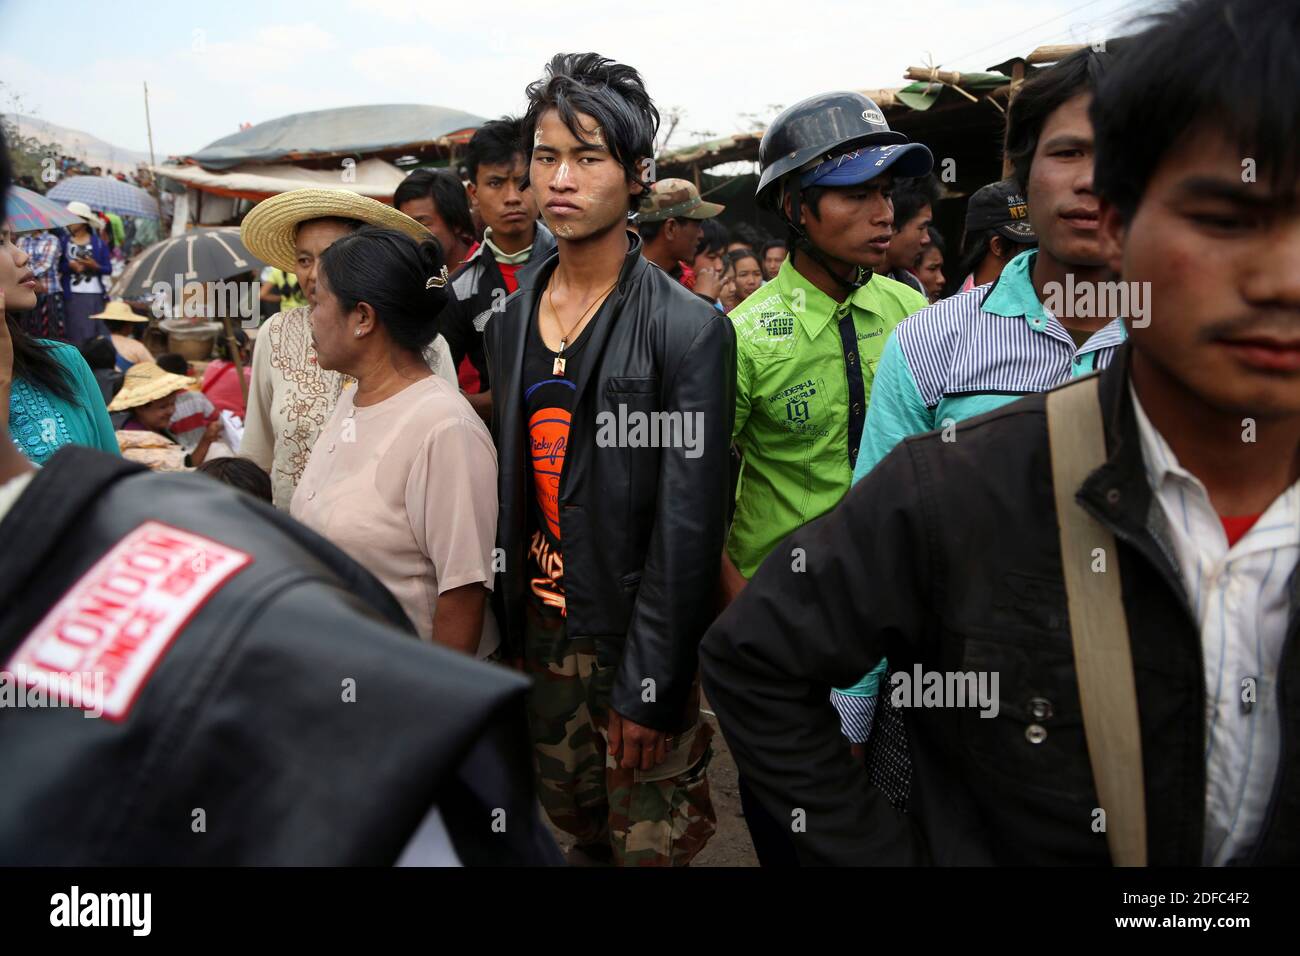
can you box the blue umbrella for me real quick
[47,175,160,219]
[4,185,87,233]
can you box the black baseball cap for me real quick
[964,179,1036,242]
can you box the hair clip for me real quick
[425,265,450,289]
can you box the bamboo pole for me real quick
[903,67,980,103]
[858,88,900,109]
[904,65,969,87]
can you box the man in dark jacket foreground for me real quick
[0,444,562,866]
[701,0,1300,866]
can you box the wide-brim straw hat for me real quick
[92,300,149,323]
[240,188,432,274]
[107,361,197,412]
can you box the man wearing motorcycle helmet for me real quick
[722,92,933,598]
[718,91,931,864]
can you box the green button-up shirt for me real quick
[728,258,928,577]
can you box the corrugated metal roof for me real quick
[187,104,486,170]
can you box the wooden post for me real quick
[143,82,157,169]
[142,82,164,224]
[220,314,250,407]
[1001,61,1026,179]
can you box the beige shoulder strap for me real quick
[1046,376,1148,867]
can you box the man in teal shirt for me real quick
[837,46,1126,738]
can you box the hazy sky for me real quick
[0,0,1147,159]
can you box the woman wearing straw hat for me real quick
[239,188,458,510]
[58,201,113,345]
[92,300,153,369]
[108,361,226,471]
[1,220,118,464]
[291,226,499,659]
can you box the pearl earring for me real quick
[354,330,361,337]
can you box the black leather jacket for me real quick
[483,231,736,733]
[0,448,561,866]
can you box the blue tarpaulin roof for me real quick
[187,104,486,170]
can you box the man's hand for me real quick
[607,709,667,771]
[718,551,748,609]
[719,273,739,312]
[694,266,723,300]
[191,419,224,467]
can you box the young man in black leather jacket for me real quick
[482,52,735,866]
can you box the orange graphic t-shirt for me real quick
[522,295,608,616]
[528,403,570,613]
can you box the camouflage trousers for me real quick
[522,604,717,866]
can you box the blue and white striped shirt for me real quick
[853,249,1128,481]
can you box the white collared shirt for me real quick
[1131,387,1299,865]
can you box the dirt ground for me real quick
[545,705,760,867]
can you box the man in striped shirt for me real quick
[833,45,1125,741]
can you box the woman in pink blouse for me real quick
[291,227,500,658]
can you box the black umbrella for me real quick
[112,226,267,302]
[112,227,268,410]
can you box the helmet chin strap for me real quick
[784,179,871,299]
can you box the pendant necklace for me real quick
[547,279,617,376]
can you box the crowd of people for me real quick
[11,196,160,345]
[1,0,1297,867]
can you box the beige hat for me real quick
[65,201,101,227]
[91,300,148,323]
[107,361,197,412]
[240,188,432,274]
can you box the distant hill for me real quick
[11,115,152,173]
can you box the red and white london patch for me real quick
[6,522,252,721]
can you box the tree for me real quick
[0,82,61,189]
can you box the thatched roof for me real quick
[656,44,1088,182]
